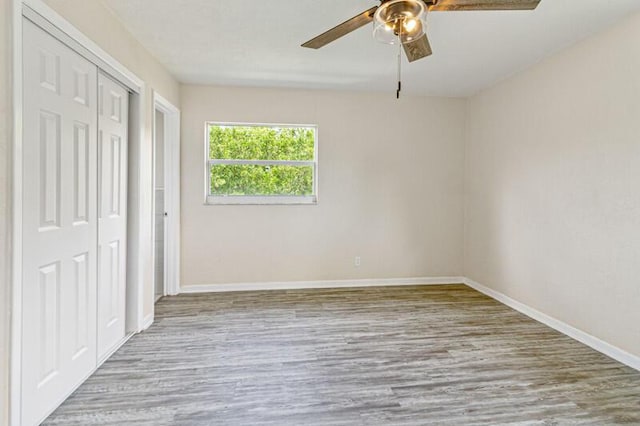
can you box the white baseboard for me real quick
[464,277,640,372]
[97,332,134,367]
[179,276,465,294]
[141,313,154,330]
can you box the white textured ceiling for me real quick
[102,0,640,97]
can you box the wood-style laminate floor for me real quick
[44,285,640,425]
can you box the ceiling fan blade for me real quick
[403,34,433,63]
[302,6,378,49]
[429,0,540,11]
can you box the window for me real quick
[205,122,318,204]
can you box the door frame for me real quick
[10,0,150,424]
[152,92,181,299]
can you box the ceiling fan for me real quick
[302,0,542,63]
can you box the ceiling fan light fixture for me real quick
[373,0,427,45]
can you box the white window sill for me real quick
[205,195,317,205]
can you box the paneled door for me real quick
[97,73,129,359]
[21,20,98,425]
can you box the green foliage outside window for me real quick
[208,125,316,197]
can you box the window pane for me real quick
[209,125,315,161]
[210,164,313,196]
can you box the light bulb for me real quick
[404,19,417,32]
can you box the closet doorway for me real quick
[153,92,181,301]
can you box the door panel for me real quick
[22,20,98,426]
[73,122,90,224]
[71,252,90,358]
[37,262,60,387]
[97,73,129,360]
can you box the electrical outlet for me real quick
[354,256,361,267]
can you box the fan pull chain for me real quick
[396,40,402,99]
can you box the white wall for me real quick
[465,13,640,357]
[41,0,180,318]
[0,0,12,423]
[181,85,466,286]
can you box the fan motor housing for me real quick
[379,1,423,20]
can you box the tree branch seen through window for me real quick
[206,123,317,204]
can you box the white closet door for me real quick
[21,20,98,426]
[97,73,129,359]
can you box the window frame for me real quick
[204,121,318,205]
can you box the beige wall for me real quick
[181,85,466,286]
[0,0,12,423]
[465,13,640,357]
[41,0,180,318]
